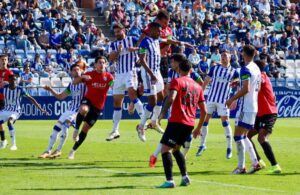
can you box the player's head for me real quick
[70,64,81,78]
[178,59,192,75]
[242,45,256,63]
[148,22,161,39]
[8,74,18,87]
[156,9,170,28]
[95,56,107,73]
[113,23,126,40]
[254,60,265,72]
[0,54,8,69]
[221,50,231,66]
[170,53,186,72]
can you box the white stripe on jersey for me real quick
[207,65,238,104]
[145,37,161,72]
[67,83,86,112]
[2,86,27,113]
[110,36,138,74]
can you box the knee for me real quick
[257,135,267,144]
[79,106,89,115]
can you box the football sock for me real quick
[162,152,173,181]
[8,122,15,146]
[173,150,187,177]
[73,131,87,151]
[153,143,162,157]
[46,124,62,152]
[248,137,261,161]
[261,141,278,166]
[75,113,84,130]
[133,98,144,118]
[0,130,5,141]
[112,107,122,133]
[200,122,208,146]
[182,134,192,157]
[222,121,232,149]
[140,105,153,128]
[234,136,246,169]
[244,137,259,165]
[56,123,69,152]
[151,102,162,123]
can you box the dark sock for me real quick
[249,138,261,161]
[75,113,84,130]
[261,142,277,166]
[0,131,5,141]
[173,150,187,177]
[162,152,173,181]
[72,131,87,151]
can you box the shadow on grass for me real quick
[16,185,151,191]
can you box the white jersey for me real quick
[238,61,261,112]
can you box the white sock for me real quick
[236,139,246,169]
[151,104,162,123]
[244,137,259,165]
[200,125,208,146]
[133,99,144,118]
[153,143,162,157]
[182,139,192,157]
[9,130,16,146]
[112,108,122,133]
[140,105,153,128]
[46,124,62,152]
[224,125,232,149]
[56,124,69,152]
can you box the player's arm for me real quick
[164,38,194,48]
[109,43,122,63]
[193,101,207,138]
[73,74,91,84]
[26,95,48,114]
[226,79,250,108]
[44,85,69,100]
[202,76,212,90]
[191,71,204,86]
[158,89,178,125]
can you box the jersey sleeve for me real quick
[64,83,71,95]
[207,65,215,78]
[109,42,116,52]
[139,38,148,55]
[167,70,173,84]
[169,79,180,92]
[232,70,239,81]
[132,36,139,46]
[108,73,114,86]
[198,88,205,102]
[191,71,203,83]
[240,66,251,81]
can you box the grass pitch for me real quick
[0,118,299,194]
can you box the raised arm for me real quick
[44,85,69,100]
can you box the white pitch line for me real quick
[70,165,288,193]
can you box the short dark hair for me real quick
[179,59,192,72]
[254,60,265,72]
[148,22,161,29]
[243,45,256,58]
[70,64,80,71]
[0,54,8,58]
[170,53,186,63]
[156,9,170,20]
[95,56,107,63]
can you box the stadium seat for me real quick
[15,49,25,58]
[286,78,296,88]
[270,77,276,86]
[62,77,72,87]
[295,60,300,69]
[31,77,39,86]
[36,49,47,58]
[87,58,94,66]
[39,77,51,87]
[276,78,286,87]
[278,51,285,59]
[47,49,57,55]
[51,77,62,88]
[286,60,295,69]
[286,67,296,78]
[296,78,300,88]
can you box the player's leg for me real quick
[52,120,72,158]
[182,134,192,158]
[7,117,17,151]
[73,104,90,141]
[196,114,211,156]
[257,114,281,173]
[127,72,144,117]
[172,145,190,186]
[107,94,124,141]
[160,143,175,188]
[232,125,247,174]
[149,143,162,168]
[0,112,9,149]
[220,116,233,159]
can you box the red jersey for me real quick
[143,24,172,57]
[84,71,114,110]
[0,68,14,100]
[169,76,205,126]
[257,72,277,116]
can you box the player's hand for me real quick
[43,85,51,91]
[81,75,92,82]
[192,127,201,139]
[158,114,163,126]
[150,74,158,84]
[128,47,138,52]
[41,108,49,115]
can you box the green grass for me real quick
[0,118,299,195]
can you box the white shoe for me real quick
[68,149,75,160]
[136,125,146,142]
[147,121,164,134]
[106,132,120,141]
[0,140,7,149]
[73,130,79,142]
[10,145,17,151]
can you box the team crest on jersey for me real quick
[103,77,107,81]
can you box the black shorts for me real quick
[254,114,277,133]
[81,98,101,127]
[160,57,169,83]
[0,99,4,110]
[160,122,194,148]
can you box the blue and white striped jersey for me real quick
[110,36,139,74]
[167,69,202,84]
[0,85,28,113]
[139,36,161,72]
[65,83,86,112]
[207,64,239,104]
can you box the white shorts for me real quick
[58,110,77,124]
[113,72,138,95]
[235,110,257,130]
[206,102,230,116]
[141,68,164,96]
[0,111,20,122]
